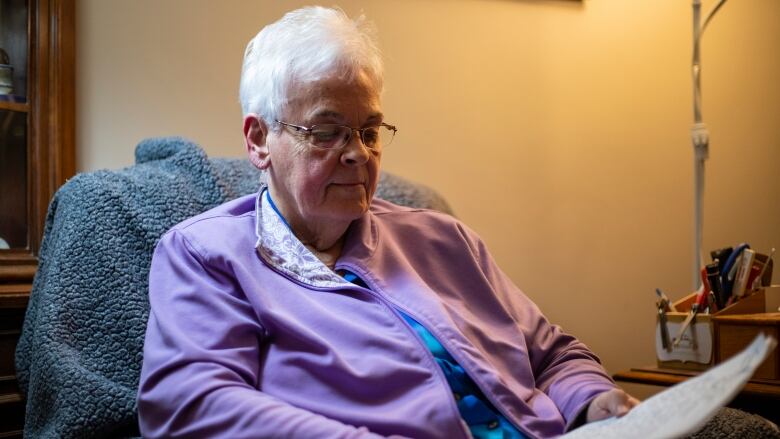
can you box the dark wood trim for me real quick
[28,0,44,257]
[0,284,32,295]
[51,0,76,188]
[0,102,28,112]
[0,374,23,401]
[0,394,22,405]
[0,284,30,309]
[0,265,35,285]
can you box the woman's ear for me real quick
[244,114,271,170]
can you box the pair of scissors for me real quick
[657,301,672,351]
[655,289,675,351]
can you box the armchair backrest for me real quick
[15,137,451,438]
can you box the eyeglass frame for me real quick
[274,119,397,150]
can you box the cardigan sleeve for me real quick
[137,230,397,439]
[456,222,618,431]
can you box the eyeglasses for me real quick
[275,120,397,150]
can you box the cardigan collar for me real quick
[253,185,377,289]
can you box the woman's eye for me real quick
[362,128,379,144]
[312,128,340,142]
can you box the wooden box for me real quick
[656,289,767,371]
[712,286,780,382]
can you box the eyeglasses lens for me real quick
[309,125,395,149]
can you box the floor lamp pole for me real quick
[691,0,729,291]
[692,0,707,291]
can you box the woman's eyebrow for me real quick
[308,110,384,125]
[364,112,384,124]
[310,110,342,121]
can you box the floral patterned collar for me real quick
[253,186,348,289]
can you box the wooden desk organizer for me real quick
[656,288,771,371]
[713,286,780,382]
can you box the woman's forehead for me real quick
[285,75,383,123]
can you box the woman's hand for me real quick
[586,388,640,423]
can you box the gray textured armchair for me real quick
[15,137,451,438]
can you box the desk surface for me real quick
[614,366,780,424]
[614,366,780,396]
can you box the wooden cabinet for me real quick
[0,0,75,436]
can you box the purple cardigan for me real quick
[138,190,616,438]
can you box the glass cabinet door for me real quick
[0,110,28,250]
[0,0,27,101]
[0,0,29,250]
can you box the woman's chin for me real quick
[324,199,370,222]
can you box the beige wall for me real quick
[77,0,780,384]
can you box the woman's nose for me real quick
[340,132,372,166]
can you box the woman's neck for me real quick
[285,212,351,269]
[266,187,350,269]
[304,238,345,270]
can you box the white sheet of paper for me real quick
[561,333,777,439]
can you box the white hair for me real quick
[239,6,384,126]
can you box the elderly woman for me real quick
[138,6,637,439]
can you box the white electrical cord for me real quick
[702,0,729,34]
